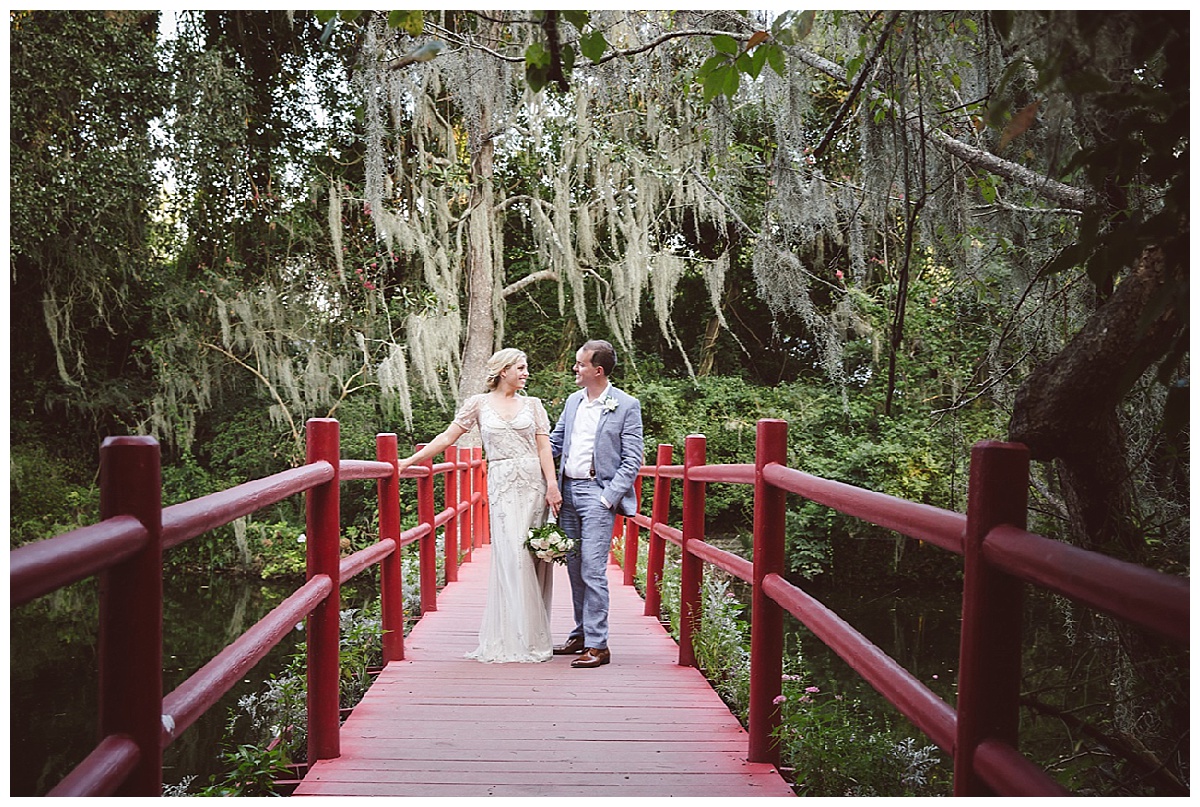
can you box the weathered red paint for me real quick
[443,445,460,583]
[954,441,1028,795]
[622,477,642,587]
[415,446,438,614]
[748,419,786,766]
[377,434,405,664]
[11,516,146,607]
[305,418,342,763]
[473,448,487,548]
[47,735,140,797]
[97,436,163,796]
[678,435,706,668]
[643,443,673,619]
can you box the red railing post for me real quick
[459,447,472,563]
[416,444,437,613]
[679,435,706,668]
[305,418,341,763]
[643,443,672,619]
[444,444,460,583]
[377,433,404,664]
[97,436,163,796]
[623,477,642,587]
[749,419,787,765]
[955,441,1029,795]
[473,447,486,547]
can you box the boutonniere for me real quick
[601,395,618,413]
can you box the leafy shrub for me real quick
[773,681,948,796]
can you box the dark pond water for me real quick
[9,571,379,797]
[786,575,963,708]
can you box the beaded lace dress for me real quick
[453,394,554,662]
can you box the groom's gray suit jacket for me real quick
[549,386,644,517]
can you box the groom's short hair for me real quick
[582,339,617,377]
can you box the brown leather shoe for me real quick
[553,636,586,655]
[571,647,611,668]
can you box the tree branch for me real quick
[501,269,558,298]
[791,44,1095,212]
[200,341,300,444]
[812,11,900,161]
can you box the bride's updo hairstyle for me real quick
[485,348,527,390]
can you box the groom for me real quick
[549,340,644,668]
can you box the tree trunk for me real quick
[1008,247,1184,555]
[457,68,500,402]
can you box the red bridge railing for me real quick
[622,419,1188,797]
[12,416,1188,797]
[9,419,487,797]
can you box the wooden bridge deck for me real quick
[294,546,794,797]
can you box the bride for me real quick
[397,348,562,662]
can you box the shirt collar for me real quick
[584,384,613,406]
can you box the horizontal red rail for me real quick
[974,738,1071,797]
[161,575,333,746]
[162,463,334,550]
[763,463,966,553]
[46,735,140,797]
[687,462,756,485]
[762,572,959,749]
[340,459,395,480]
[656,522,683,547]
[11,515,147,607]
[687,538,754,584]
[399,522,431,548]
[341,538,397,581]
[982,524,1188,644]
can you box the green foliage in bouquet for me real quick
[524,521,576,564]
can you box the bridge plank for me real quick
[294,546,794,797]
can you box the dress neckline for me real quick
[482,393,528,423]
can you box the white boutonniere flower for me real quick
[601,395,618,413]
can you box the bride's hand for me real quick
[545,485,562,516]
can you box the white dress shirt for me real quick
[563,384,611,481]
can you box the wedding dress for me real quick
[452,394,554,663]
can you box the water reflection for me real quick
[784,577,962,710]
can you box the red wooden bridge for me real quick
[294,546,791,797]
[10,418,1189,797]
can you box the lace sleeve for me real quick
[452,394,482,432]
[531,397,551,435]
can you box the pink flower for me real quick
[805,686,820,693]
[835,270,844,280]
[930,296,938,305]
[773,695,787,705]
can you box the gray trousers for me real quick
[560,477,615,650]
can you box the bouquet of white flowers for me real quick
[524,518,576,564]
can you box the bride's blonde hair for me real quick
[485,348,527,390]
